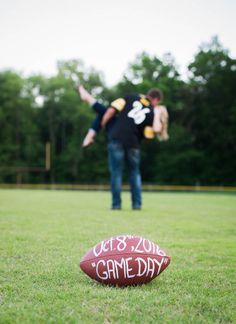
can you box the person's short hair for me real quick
[147,88,163,101]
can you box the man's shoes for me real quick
[132,206,141,210]
[111,206,121,210]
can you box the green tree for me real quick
[37,59,107,183]
[187,36,236,184]
[0,71,42,183]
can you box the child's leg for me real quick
[89,102,117,140]
[82,107,105,148]
[91,114,103,133]
[92,101,107,115]
[82,110,115,147]
[88,102,107,135]
[78,85,107,115]
[79,85,115,146]
[78,85,96,105]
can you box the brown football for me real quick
[80,235,171,286]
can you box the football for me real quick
[80,235,171,286]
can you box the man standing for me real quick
[101,90,162,210]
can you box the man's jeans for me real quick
[108,140,142,209]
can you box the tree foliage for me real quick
[0,37,235,185]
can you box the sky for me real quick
[0,0,235,85]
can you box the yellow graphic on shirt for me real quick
[110,98,126,111]
[140,97,150,107]
[144,126,155,139]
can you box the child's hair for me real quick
[147,88,163,101]
[157,106,169,141]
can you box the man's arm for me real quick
[101,97,126,127]
[101,107,117,128]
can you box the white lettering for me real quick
[116,236,127,251]
[103,240,110,253]
[153,257,164,276]
[152,242,156,254]
[96,260,108,280]
[107,259,116,279]
[143,239,152,253]
[146,257,155,278]
[93,236,167,266]
[136,257,147,277]
[134,237,144,253]
[125,257,135,278]
[114,259,125,279]
[93,243,103,257]
[156,245,166,256]
[94,256,166,281]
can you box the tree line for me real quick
[0,37,236,185]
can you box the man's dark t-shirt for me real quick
[110,94,154,148]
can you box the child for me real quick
[79,85,117,147]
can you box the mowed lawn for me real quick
[0,189,235,324]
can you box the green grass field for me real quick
[0,189,235,323]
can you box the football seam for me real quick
[80,252,170,265]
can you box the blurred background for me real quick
[0,0,235,186]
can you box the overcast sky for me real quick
[0,0,235,85]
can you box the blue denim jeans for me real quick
[108,140,142,209]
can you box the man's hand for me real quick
[101,107,116,128]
